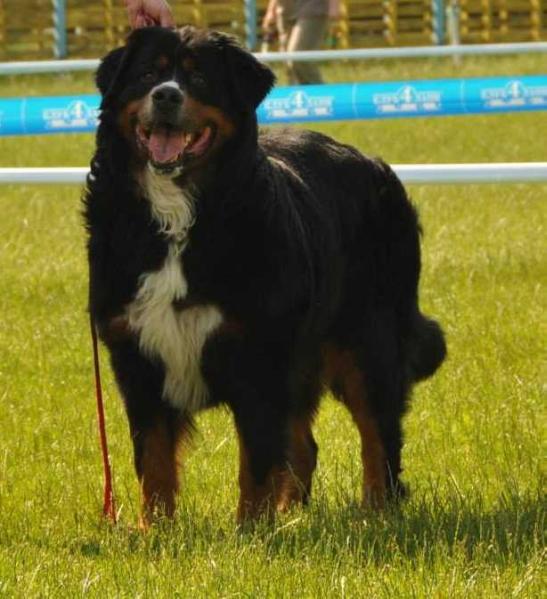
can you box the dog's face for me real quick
[96,27,275,176]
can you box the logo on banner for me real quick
[42,100,99,130]
[372,85,442,114]
[263,90,334,120]
[480,80,547,108]
[373,85,442,114]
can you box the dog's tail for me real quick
[406,309,447,383]
[372,159,447,383]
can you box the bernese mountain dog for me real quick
[83,26,446,526]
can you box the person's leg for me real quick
[287,16,328,84]
[275,4,293,52]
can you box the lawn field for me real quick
[0,56,545,597]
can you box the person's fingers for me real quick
[128,1,174,29]
[158,6,175,27]
[125,1,141,28]
[142,13,157,26]
[135,13,147,28]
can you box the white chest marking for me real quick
[143,165,196,244]
[127,171,223,413]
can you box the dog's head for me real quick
[96,26,275,176]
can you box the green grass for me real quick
[0,56,545,597]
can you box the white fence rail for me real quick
[1,42,546,76]
[1,163,546,185]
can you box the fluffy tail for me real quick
[406,311,447,382]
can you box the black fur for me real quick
[84,26,446,518]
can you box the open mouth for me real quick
[136,124,215,172]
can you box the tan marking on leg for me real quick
[356,412,387,509]
[278,416,316,511]
[236,429,284,523]
[101,314,130,343]
[322,344,387,508]
[138,417,186,529]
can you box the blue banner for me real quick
[1,76,546,136]
[0,95,99,135]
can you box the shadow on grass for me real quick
[260,489,545,565]
[73,489,545,566]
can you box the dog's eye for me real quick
[140,71,156,83]
[189,72,206,89]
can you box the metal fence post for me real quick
[244,0,257,50]
[432,0,445,45]
[52,0,67,59]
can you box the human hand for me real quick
[261,0,277,32]
[125,0,175,29]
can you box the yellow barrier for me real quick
[0,0,544,60]
[459,0,545,43]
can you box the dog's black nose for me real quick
[152,85,183,110]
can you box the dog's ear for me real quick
[96,28,151,109]
[223,37,275,112]
[96,45,131,109]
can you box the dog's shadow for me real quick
[80,490,542,565]
[244,490,544,565]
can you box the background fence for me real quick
[0,0,545,60]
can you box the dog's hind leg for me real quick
[235,419,288,523]
[278,413,318,510]
[324,341,407,508]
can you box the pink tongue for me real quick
[148,131,186,164]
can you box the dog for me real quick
[84,26,446,526]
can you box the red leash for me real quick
[90,315,117,523]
